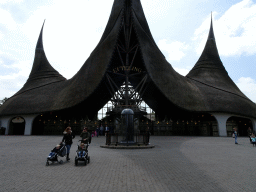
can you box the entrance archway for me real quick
[9,117,25,135]
[226,116,253,136]
[32,115,45,135]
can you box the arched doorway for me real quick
[32,115,45,135]
[226,116,253,136]
[9,117,25,135]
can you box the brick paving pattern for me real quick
[0,135,255,192]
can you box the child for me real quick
[251,133,256,147]
[78,143,86,158]
[48,144,61,159]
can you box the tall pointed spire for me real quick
[186,15,248,99]
[16,21,66,95]
[187,14,223,72]
[208,12,215,40]
[36,20,45,50]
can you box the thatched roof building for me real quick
[0,0,256,136]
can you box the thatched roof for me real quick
[1,0,256,119]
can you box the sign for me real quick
[12,117,25,123]
[113,66,142,73]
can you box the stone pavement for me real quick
[0,135,255,192]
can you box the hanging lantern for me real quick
[54,120,56,124]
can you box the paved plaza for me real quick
[0,135,255,192]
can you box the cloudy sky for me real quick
[0,0,256,103]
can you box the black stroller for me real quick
[46,142,67,166]
[75,140,90,166]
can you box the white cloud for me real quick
[0,0,23,4]
[236,77,256,103]
[0,7,17,30]
[173,67,190,76]
[194,0,256,57]
[141,0,172,24]
[157,39,188,61]
[0,60,31,98]
[0,31,3,40]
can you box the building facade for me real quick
[1,0,256,136]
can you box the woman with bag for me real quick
[62,126,75,161]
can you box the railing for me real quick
[105,132,150,146]
[107,105,147,113]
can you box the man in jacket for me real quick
[80,127,91,144]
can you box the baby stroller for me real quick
[46,142,67,166]
[75,140,90,166]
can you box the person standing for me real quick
[62,126,75,161]
[80,127,91,144]
[100,124,104,136]
[247,127,253,136]
[96,126,100,137]
[248,127,253,143]
[105,124,109,136]
[233,127,238,144]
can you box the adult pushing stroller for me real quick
[75,140,90,166]
[46,142,67,166]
